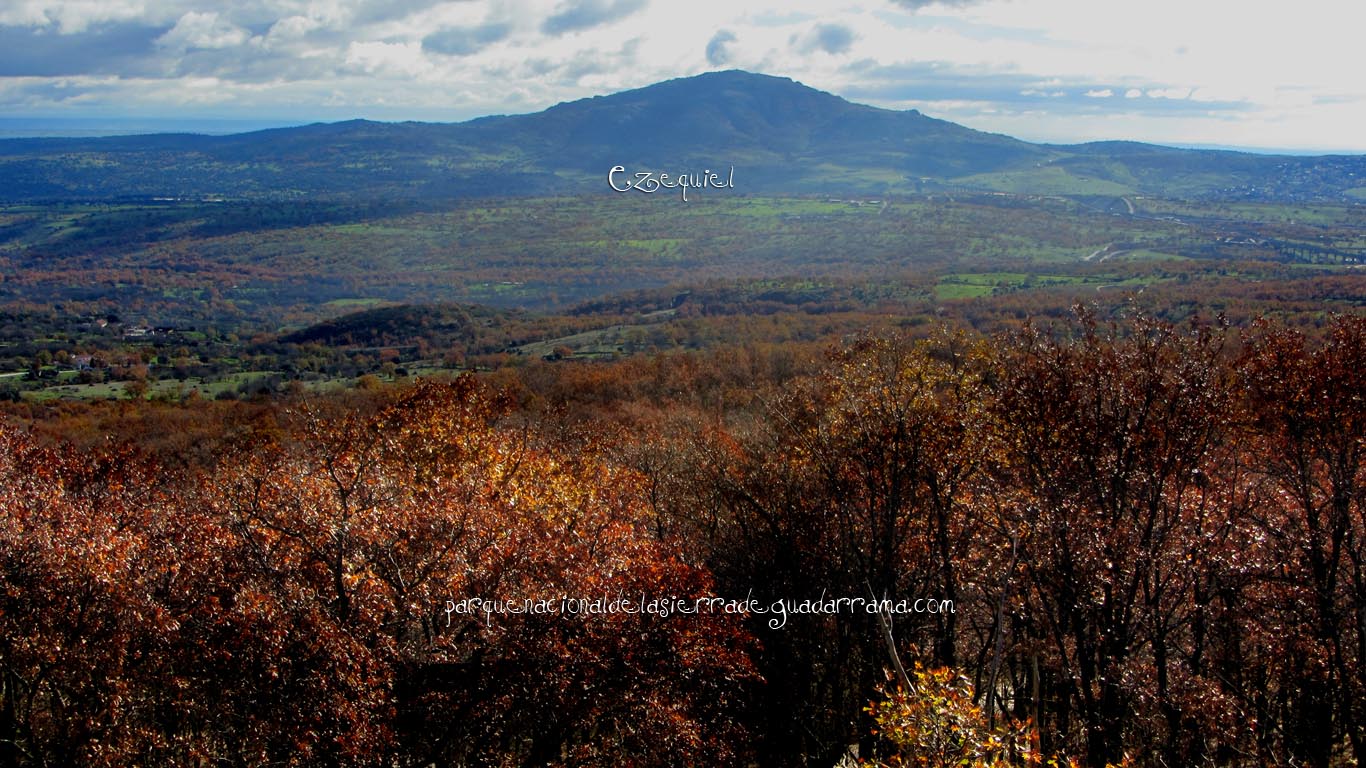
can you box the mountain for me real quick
[0,70,1363,202]
[460,70,1046,178]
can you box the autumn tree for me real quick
[674,331,998,766]
[209,377,756,766]
[862,662,1037,768]
[0,377,758,766]
[1239,314,1366,767]
[993,311,1244,766]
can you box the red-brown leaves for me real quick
[0,376,755,766]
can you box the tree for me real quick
[0,377,758,766]
[675,331,997,766]
[993,310,1241,766]
[1239,314,1366,767]
[863,663,1037,768]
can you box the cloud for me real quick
[706,29,737,66]
[794,23,856,55]
[541,0,648,36]
[422,21,511,56]
[344,40,429,78]
[841,61,1244,117]
[266,15,324,41]
[842,60,1037,103]
[1146,87,1192,99]
[0,22,165,77]
[488,37,642,91]
[1,75,115,108]
[157,11,251,52]
[0,0,154,34]
[890,0,995,10]
[348,0,459,25]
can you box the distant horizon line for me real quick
[0,116,1361,158]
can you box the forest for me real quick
[2,307,1365,767]
[5,56,1366,767]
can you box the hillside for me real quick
[1,71,1363,202]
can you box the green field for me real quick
[0,190,1362,402]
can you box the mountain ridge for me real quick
[1,70,1362,202]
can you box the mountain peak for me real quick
[658,69,844,105]
[658,69,805,90]
[494,69,1034,178]
[544,69,848,115]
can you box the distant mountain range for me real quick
[1,70,1363,203]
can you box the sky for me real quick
[1,0,1362,152]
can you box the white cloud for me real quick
[158,11,250,50]
[1146,87,1191,100]
[266,15,323,41]
[0,0,155,34]
[1084,89,1111,98]
[344,40,430,77]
